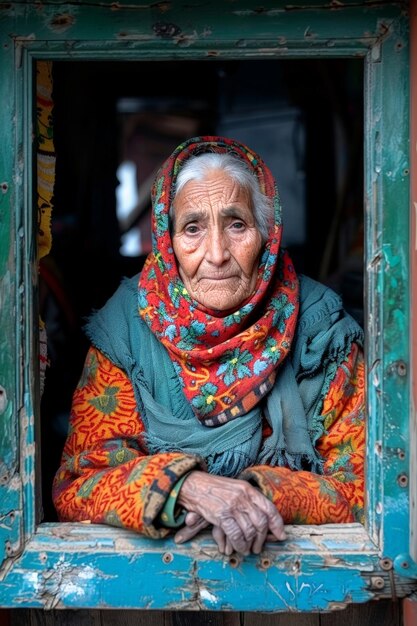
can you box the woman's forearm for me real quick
[53,451,200,537]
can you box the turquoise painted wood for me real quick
[1,523,416,611]
[0,0,415,611]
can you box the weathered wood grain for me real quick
[9,602,403,626]
[410,2,417,569]
[321,600,401,626]
[170,612,240,626]
[244,612,319,626]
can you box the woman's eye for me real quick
[184,224,199,235]
[230,221,245,230]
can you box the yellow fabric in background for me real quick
[37,60,54,261]
[37,61,54,389]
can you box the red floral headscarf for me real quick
[138,136,299,426]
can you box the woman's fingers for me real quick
[212,526,226,553]
[231,494,285,551]
[230,511,258,541]
[225,536,234,556]
[184,511,202,527]
[252,526,269,554]
[268,519,287,541]
[220,515,253,555]
[248,491,286,541]
[212,526,234,556]
[174,516,210,544]
[226,510,262,554]
[260,500,287,541]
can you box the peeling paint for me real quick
[174,28,212,47]
[49,13,76,33]
[414,202,417,250]
[117,32,152,41]
[199,587,218,605]
[0,386,7,413]
[304,26,316,40]
[0,522,415,609]
[152,21,181,39]
[105,1,171,10]
[233,9,285,16]
[13,33,36,43]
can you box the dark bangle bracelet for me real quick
[158,472,190,528]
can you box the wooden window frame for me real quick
[0,0,416,611]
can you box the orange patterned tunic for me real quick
[53,342,365,537]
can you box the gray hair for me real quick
[171,153,273,241]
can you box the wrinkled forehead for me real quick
[174,171,252,211]
[171,170,254,231]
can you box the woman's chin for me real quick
[194,289,247,313]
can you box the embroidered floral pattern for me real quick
[223,304,254,327]
[191,382,218,415]
[88,386,119,415]
[262,338,282,364]
[177,321,206,349]
[217,349,253,385]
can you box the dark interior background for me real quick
[39,59,364,521]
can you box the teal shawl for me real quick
[85,273,363,478]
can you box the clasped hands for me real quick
[174,471,286,555]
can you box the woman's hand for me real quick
[175,471,286,555]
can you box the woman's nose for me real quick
[205,229,230,265]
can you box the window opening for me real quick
[40,58,364,525]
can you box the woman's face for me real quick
[172,170,263,311]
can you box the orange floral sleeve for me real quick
[52,347,202,538]
[54,343,365,535]
[240,343,365,524]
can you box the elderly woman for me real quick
[53,136,365,556]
